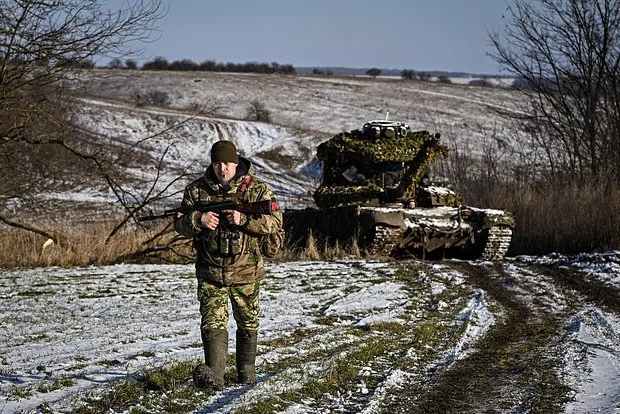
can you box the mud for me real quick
[380,260,619,414]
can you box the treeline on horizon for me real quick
[97,56,459,82]
[110,56,297,74]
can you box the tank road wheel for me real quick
[368,225,402,257]
[480,225,513,261]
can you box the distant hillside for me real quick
[295,66,501,78]
[71,70,526,211]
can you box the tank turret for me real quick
[313,120,452,208]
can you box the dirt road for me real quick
[377,258,620,414]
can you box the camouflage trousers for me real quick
[197,279,261,332]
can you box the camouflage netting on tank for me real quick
[316,130,447,163]
[314,129,452,208]
[314,183,384,206]
[415,186,462,207]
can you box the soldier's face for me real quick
[213,161,238,183]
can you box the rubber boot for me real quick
[236,329,257,384]
[193,328,228,390]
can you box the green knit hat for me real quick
[211,140,239,164]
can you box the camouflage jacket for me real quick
[174,157,282,285]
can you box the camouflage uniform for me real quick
[174,156,282,386]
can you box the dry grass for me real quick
[0,221,366,268]
[273,232,363,262]
[503,180,620,255]
[457,173,619,256]
[0,221,188,268]
[440,132,620,256]
[1,180,616,268]
[1,179,616,269]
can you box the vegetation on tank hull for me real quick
[316,129,448,164]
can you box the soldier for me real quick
[174,140,282,389]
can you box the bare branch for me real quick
[489,0,620,182]
[0,214,64,245]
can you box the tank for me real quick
[284,119,516,260]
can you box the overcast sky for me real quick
[113,0,510,75]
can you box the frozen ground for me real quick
[1,252,618,413]
[1,71,618,413]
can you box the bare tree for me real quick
[0,0,165,241]
[401,69,416,80]
[125,59,138,70]
[0,0,164,140]
[489,0,620,183]
[108,58,125,69]
[366,68,382,78]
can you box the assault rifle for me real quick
[137,199,277,222]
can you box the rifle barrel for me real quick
[137,199,276,222]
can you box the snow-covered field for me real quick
[67,70,531,212]
[1,71,618,413]
[1,253,618,413]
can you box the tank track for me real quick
[480,226,513,261]
[368,225,401,256]
[368,224,512,260]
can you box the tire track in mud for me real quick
[386,261,575,414]
[527,263,620,313]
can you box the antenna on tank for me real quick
[385,111,389,121]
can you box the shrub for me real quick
[132,90,171,107]
[246,100,271,122]
[438,137,620,255]
[107,58,124,69]
[417,72,431,81]
[141,56,169,70]
[366,68,382,77]
[125,59,138,70]
[401,69,416,80]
